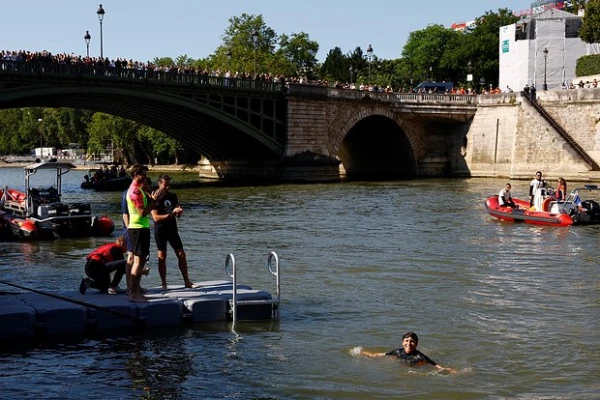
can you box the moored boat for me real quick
[1,161,115,240]
[81,163,131,191]
[484,184,600,226]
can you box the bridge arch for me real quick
[332,107,418,179]
[0,85,284,160]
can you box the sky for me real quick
[1,0,532,63]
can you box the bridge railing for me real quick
[287,84,476,104]
[1,60,476,104]
[327,88,476,104]
[0,60,284,92]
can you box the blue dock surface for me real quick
[0,280,279,341]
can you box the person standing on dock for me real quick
[122,176,152,295]
[126,164,164,302]
[151,174,197,289]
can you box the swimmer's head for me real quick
[402,332,419,354]
[402,332,419,343]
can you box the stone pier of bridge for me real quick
[215,88,600,183]
[211,86,478,182]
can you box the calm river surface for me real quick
[0,167,598,399]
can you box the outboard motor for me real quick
[572,200,600,225]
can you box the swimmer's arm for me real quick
[360,350,388,357]
[433,364,456,373]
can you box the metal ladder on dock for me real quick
[225,251,280,323]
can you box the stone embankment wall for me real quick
[464,89,600,182]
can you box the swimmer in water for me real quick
[360,331,455,372]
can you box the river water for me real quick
[0,167,598,399]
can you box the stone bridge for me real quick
[0,60,478,181]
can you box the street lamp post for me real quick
[429,65,433,82]
[543,48,548,91]
[366,44,373,86]
[349,65,353,86]
[252,29,259,77]
[97,4,105,59]
[467,60,473,91]
[226,48,232,72]
[37,118,43,149]
[84,31,91,57]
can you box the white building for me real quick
[499,8,598,91]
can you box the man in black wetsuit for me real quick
[360,332,453,372]
[151,174,196,289]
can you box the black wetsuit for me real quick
[385,348,437,366]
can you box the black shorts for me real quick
[154,229,183,252]
[123,229,132,252]
[128,228,151,257]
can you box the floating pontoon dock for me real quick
[0,252,280,341]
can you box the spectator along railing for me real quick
[0,59,285,93]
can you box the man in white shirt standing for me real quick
[529,171,545,207]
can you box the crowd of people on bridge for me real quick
[1,49,598,96]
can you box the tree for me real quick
[565,0,590,15]
[0,109,40,154]
[153,57,176,67]
[137,125,180,164]
[580,0,600,44]
[175,55,196,68]
[87,113,138,163]
[320,47,347,82]
[347,46,368,83]
[278,32,319,77]
[402,24,463,83]
[218,13,277,76]
[40,108,92,151]
[457,8,520,89]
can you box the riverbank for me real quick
[2,159,599,182]
[0,160,203,173]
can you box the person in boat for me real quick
[80,236,127,295]
[126,164,165,302]
[555,178,567,202]
[121,176,152,296]
[529,171,546,207]
[498,183,518,208]
[360,332,454,373]
[151,174,197,289]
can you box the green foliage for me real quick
[459,8,520,88]
[278,32,319,77]
[320,47,347,82]
[153,57,175,67]
[87,113,138,163]
[316,8,519,90]
[137,125,180,164]
[0,109,37,154]
[175,55,196,68]
[576,54,600,76]
[402,24,463,83]
[580,0,600,44]
[218,13,277,76]
[564,0,588,14]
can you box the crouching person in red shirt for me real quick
[80,236,127,294]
